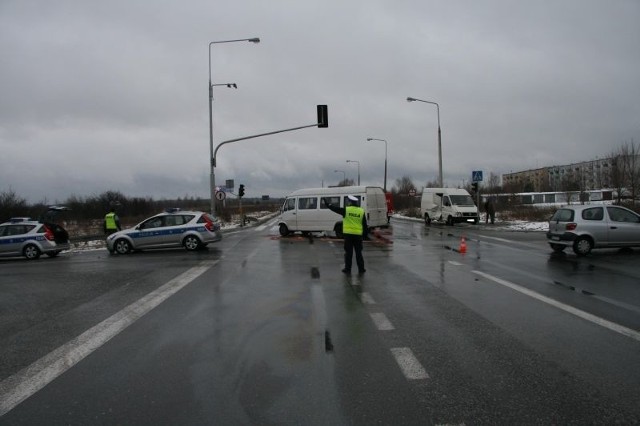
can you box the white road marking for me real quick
[448,261,463,266]
[370,312,395,330]
[0,260,218,417]
[478,234,547,252]
[473,270,640,342]
[360,292,376,304]
[480,235,512,243]
[390,347,429,380]
[257,218,279,232]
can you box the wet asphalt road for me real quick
[1,217,640,425]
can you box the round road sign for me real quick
[215,191,226,201]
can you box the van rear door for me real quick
[365,189,387,227]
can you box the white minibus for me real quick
[278,186,387,237]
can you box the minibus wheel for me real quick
[279,224,290,236]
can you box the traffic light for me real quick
[471,182,478,192]
[317,105,328,128]
[238,184,245,198]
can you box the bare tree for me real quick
[609,145,628,204]
[624,139,639,206]
[336,178,355,187]
[393,176,417,194]
[0,189,28,219]
[391,176,418,212]
[559,169,579,204]
[486,172,501,194]
[424,179,440,188]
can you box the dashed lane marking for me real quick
[370,312,395,331]
[390,347,429,380]
[360,292,376,305]
[0,260,218,417]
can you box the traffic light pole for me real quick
[211,106,328,215]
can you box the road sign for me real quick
[472,170,483,182]
[215,191,226,201]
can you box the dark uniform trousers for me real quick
[344,234,365,272]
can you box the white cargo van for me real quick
[420,188,479,226]
[278,186,387,237]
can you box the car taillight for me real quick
[203,216,214,232]
[43,225,55,241]
[565,223,577,231]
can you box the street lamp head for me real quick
[407,97,416,102]
[248,37,261,43]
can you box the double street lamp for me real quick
[406,97,443,187]
[334,169,346,185]
[208,37,260,215]
[346,160,360,185]
[366,138,387,192]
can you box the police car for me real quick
[106,209,222,254]
[0,213,71,260]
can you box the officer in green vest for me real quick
[104,208,121,235]
[324,195,368,275]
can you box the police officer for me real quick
[324,195,368,275]
[104,208,121,235]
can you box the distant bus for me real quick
[482,190,614,206]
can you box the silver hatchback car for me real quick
[0,217,71,260]
[547,204,640,255]
[106,209,222,254]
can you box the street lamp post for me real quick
[366,138,387,192]
[346,160,360,185]
[209,37,260,215]
[334,169,346,186]
[407,97,443,187]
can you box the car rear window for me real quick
[551,209,574,222]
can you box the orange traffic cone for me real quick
[459,236,467,254]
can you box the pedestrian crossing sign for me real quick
[472,170,483,182]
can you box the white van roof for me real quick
[286,186,383,197]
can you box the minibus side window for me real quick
[298,197,318,210]
[320,196,340,209]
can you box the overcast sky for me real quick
[1,0,639,203]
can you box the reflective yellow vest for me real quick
[105,212,117,230]
[343,206,364,235]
